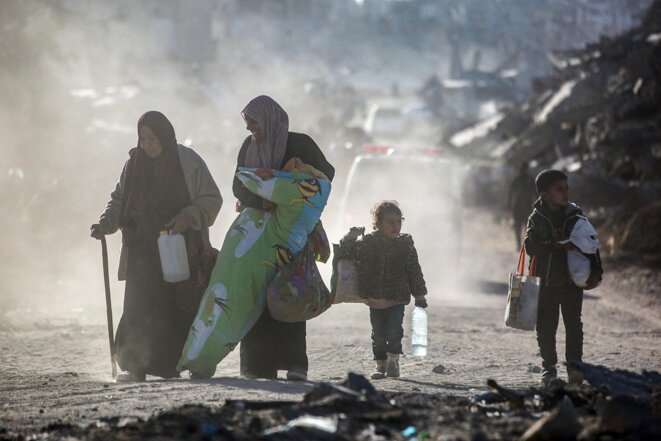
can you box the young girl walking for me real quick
[337,201,428,378]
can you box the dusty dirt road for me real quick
[1,209,659,434]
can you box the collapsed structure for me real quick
[452,1,661,261]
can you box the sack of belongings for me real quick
[562,216,601,288]
[266,225,333,322]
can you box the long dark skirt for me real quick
[114,241,195,378]
[240,308,308,379]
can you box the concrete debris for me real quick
[451,1,661,262]
[6,368,657,441]
[520,397,581,441]
[454,1,661,180]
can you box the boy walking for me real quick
[524,170,602,385]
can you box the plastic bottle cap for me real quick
[160,230,169,236]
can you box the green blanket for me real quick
[177,166,331,378]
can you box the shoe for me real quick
[116,371,146,383]
[189,371,209,380]
[386,353,400,378]
[540,366,557,386]
[286,368,308,381]
[371,360,386,380]
[567,363,584,385]
[242,371,277,380]
[241,366,277,379]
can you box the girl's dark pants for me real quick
[536,285,583,370]
[370,304,405,360]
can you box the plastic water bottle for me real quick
[411,307,428,357]
[158,230,190,283]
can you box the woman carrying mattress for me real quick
[233,96,335,381]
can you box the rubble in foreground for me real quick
[2,368,658,441]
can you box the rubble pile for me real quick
[454,1,661,261]
[3,370,658,441]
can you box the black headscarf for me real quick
[137,111,177,151]
[121,111,189,242]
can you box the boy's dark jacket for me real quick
[524,199,603,287]
[337,232,427,302]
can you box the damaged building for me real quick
[451,1,661,261]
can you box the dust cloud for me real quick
[0,2,438,323]
[1,1,645,324]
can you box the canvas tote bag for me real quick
[505,245,541,331]
[330,244,366,304]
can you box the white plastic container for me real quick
[411,306,428,357]
[158,230,190,283]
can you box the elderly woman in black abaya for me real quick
[234,96,335,381]
[91,111,222,382]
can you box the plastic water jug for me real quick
[411,307,428,357]
[158,230,190,283]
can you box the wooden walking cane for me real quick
[100,236,118,380]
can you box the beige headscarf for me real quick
[242,95,289,168]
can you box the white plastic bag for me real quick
[562,216,600,288]
[566,216,599,254]
[505,246,541,331]
[567,250,591,288]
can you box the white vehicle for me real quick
[334,151,464,291]
[363,104,409,140]
[363,103,440,148]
